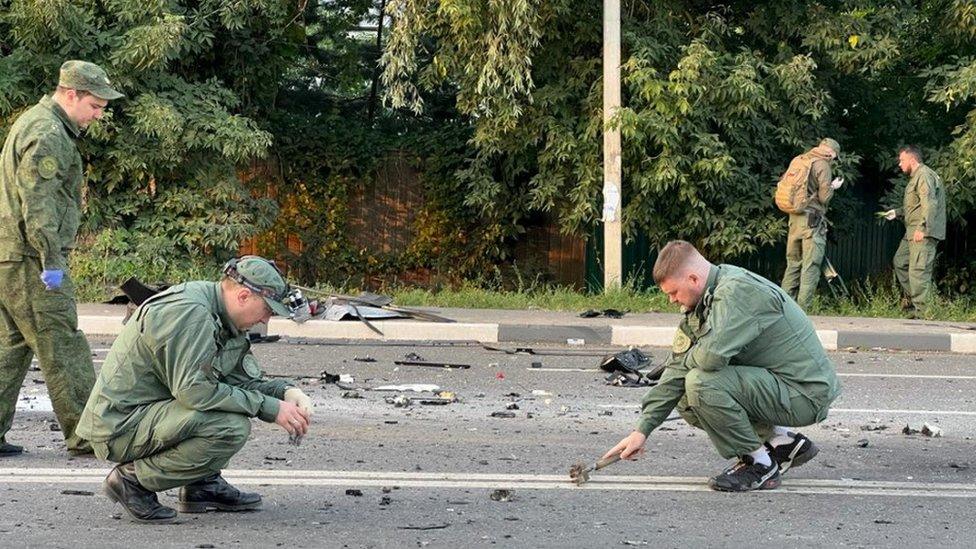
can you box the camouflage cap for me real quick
[819,138,841,158]
[58,60,124,100]
[231,256,292,317]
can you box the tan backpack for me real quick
[774,153,815,214]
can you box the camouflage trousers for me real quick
[781,215,826,311]
[92,400,251,492]
[0,258,95,453]
[893,237,938,315]
[676,366,835,459]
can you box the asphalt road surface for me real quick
[3,337,976,547]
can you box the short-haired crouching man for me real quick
[76,256,314,523]
[603,241,841,491]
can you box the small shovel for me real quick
[569,453,622,486]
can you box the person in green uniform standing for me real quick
[604,240,841,492]
[880,146,947,317]
[0,61,124,457]
[780,138,844,310]
[77,256,314,523]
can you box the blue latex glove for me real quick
[40,269,64,290]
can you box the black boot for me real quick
[0,439,24,456]
[177,474,262,513]
[103,463,177,524]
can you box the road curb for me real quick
[77,315,975,354]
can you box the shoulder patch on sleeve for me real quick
[672,329,692,354]
[37,156,59,179]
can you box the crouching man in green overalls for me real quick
[77,256,313,523]
[604,240,841,492]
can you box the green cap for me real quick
[58,60,124,100]
[819,138,841,158]
[232,256,292,317]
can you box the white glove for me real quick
[830,177,844,190]
[883,209,896,221]
[284,387,313,416]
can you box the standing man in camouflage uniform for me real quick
[881,146,947,317]
[605,241,841,492]
[77,256,314,524]
[0,61,124,456]
[780,138,845,310]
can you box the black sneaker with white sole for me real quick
[765,431,819,474]
[708,455,781,492]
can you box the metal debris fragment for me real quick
[489,489,512,502]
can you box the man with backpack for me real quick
[777,138,844,310]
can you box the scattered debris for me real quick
[903,423,943,437]
[320,371,340,383]
[599,410,613,416]
[404,352,425,361]
[531,390,552,396]
[264,455,287,461]
[857,439,869,448]
[353,355,376,363]
[622,542,649,547]
[341,391,363,399]
[600,349,663,387]
[289,433,303,446]
[386,395,412,408]
[379,496,392,506]
[374,384,440,393]
[397,524,450,531]
[531,361,543,369]
[490,411,516,419]
[569,454,622,485]
[567,338,585,346]
[506,403,520,410]
[395,360,471,370]
[345,489,363,497]
[489,489,512,502]
[860,424,888,431]
[579,309,626,319]
[949,462,970,470]
[873,519,894,525]
[48,422,60,431]
[61,490,93,496]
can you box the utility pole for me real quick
[602,0,622,289]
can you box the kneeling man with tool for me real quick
[603,240,841,491]
[77,256,314,522]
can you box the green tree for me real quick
[0,0,293,291]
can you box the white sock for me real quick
[749,446,772,467]
[767,426,795,448]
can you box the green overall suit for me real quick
[0,95,95,453]
[781,150,834,310]
[892,164,946,315]
[637,265,842,459]
[76,282,293,492]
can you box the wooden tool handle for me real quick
[594,453,622,470]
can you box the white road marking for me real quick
[595,403,976,416]
[527,368,976,380]
[1,468,973,499]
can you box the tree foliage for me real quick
[381,0,976,266]
[0,0,293,281]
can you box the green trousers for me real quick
[781,216,826,310]
[893,237,937,315]
[676,366,832,459]
[92,399,251,492]
[0,259,94,452]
